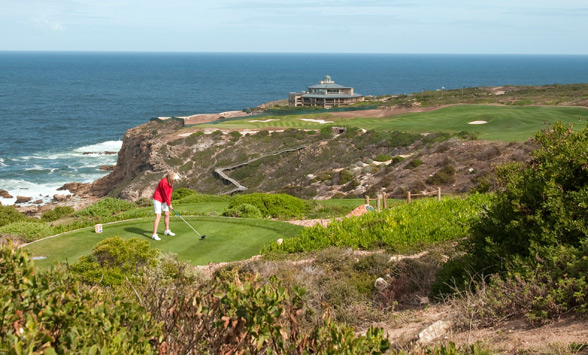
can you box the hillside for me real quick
[87,119,533,202]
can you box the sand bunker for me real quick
[300,118,334,124]
[468,121,488,125]
[249,119,279,123]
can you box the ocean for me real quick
[1,52,588,205]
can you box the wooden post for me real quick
[365,195,370,206]
[407,191,411,204]
[437,187,441,201]
[377,194,381,212]
[383,192,387,209]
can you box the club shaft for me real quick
[172,210,202,236]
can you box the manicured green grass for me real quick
[198,105,588,142]
[25,216,302,270]
[346,105,588,141]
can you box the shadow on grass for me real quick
[124,227,152,239]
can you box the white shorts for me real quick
[153,199,169,214]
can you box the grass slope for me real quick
[199,105,588,142]
[25,216,302,270]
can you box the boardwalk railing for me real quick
[406,187,442,204]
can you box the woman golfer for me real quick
[152,171,179,240]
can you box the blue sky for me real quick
[1,0,587,54]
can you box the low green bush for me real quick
[227,193,308,219]
[388,156,405,166]
[0,244,160,353]
[0,205,27,227]
[404,158,424,169]
[222,203,263,219]
[172,187,196,200]
[339,169,356,185]
[0,221,55,242]
[41,206,74,222]
[229,131,242,141]
[374,154,393,162]
[139,268,390,354]
[426,171,455,185]
[71,236,159,286]
[75,198,136,218]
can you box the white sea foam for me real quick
[0,140,122,206]
[75,140,123,154]
[0,179,65,205]
[24,165,49,171]
[16,140,122,161]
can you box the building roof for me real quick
[301,93,363,99]
[307,83,350,89]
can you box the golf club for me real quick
[172,209,207,239]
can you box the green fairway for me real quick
[199,105,588,142]
[24,216,302,270]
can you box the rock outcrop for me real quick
[15,196,32,204]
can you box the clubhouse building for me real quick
[288,75,364,108]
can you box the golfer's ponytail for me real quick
[166,171,180,185]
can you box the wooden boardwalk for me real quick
[215,144,311,195]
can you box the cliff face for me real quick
[91,120,183,201]
[90,120,533,202]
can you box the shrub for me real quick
[222,203,263,219]
[229,131,242,141]
[138,269,390,354]
[374,154,393,162]
[70,236,159,286]
[168,138,184,146]
[227,193,308,219]
[0,244,160,353]
[75,198,136,218]
[475,145,500,160]
[339,169,356,185]
[0,221,55,242]
[41,206,74,222]
[172,187,196,200]
[0,205,27,227]
[388,156,405,166]
[433,123,588,321]
[426,166,456,186]
[404,158,424,169]
[319,125,334,139]
[135,197,153,207]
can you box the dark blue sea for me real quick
[1,52,588,204]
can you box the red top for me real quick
[153,178,173,205]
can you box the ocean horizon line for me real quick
[1,50,588,57]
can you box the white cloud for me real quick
[31,17,66,32]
